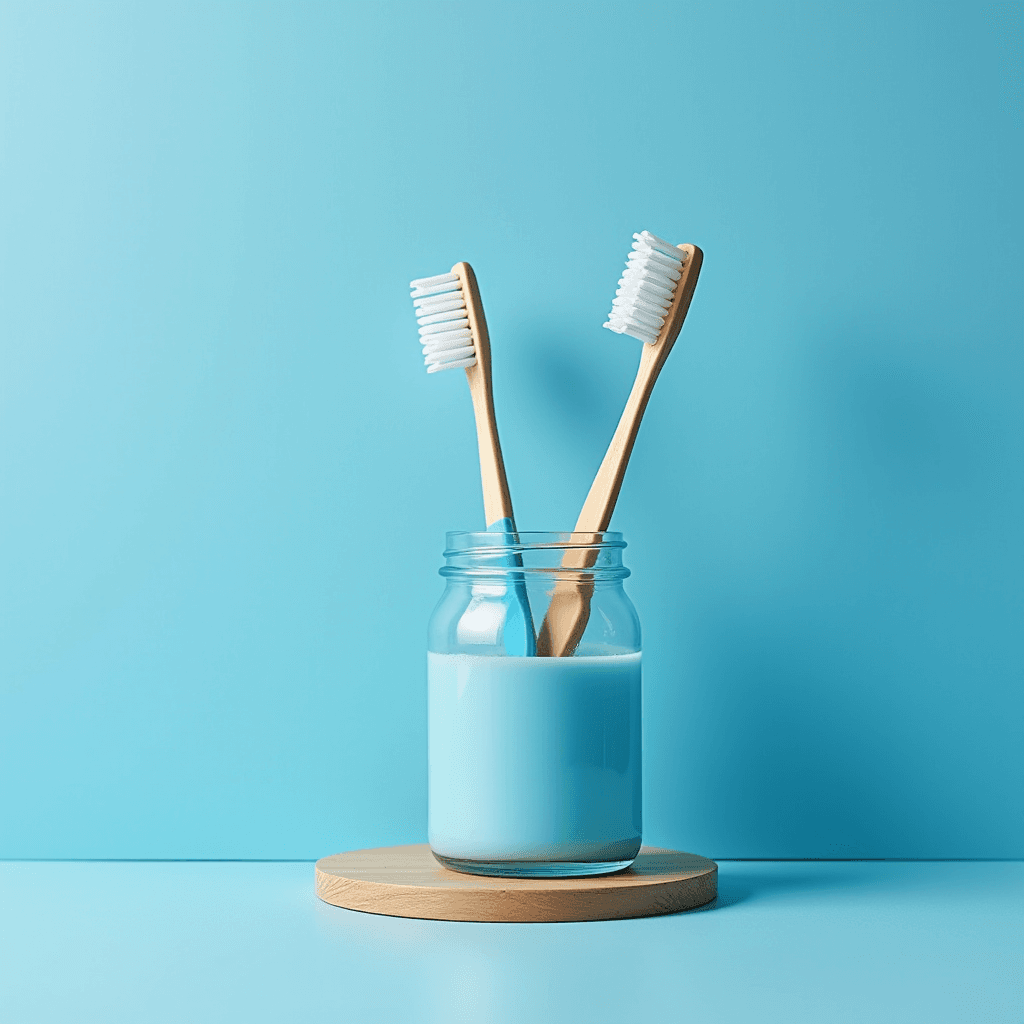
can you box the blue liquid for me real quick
[427,651,642,876]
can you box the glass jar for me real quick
[427,531,642,878]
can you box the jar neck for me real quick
[440,531,630,584]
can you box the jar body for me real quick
[427,532,642,878]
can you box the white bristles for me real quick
[422,329,473,351]
[603,230,687,345]
[427,356,475,373]
[631,230,682,260]
[410,272,458,289]
[409,271,476,372]
[419,318,469,336]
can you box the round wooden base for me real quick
[315,844,717,923]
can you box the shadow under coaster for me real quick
[315,845,717,923]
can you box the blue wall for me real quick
[1,1,1020,859]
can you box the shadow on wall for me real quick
[670,619,913,857]
[646,322,1020,858]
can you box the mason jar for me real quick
[427,531,642,878]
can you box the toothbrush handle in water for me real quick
[536,242,702,657]
[456,264,536,656]
[410,263,534,654]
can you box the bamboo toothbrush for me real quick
[535,231,703,657]
[410,263,536,656]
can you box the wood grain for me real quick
[456,261,515,527]
[315,844,717,923]
[536,244,704,657]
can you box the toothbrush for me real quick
[535,231,703,657]
[410,262,536,656]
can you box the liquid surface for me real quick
[428,651,642,863]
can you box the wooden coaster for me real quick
[315,844,717,923]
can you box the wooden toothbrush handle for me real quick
[456,262,515,527]
[534,357,658,657]
[536,245,703,657]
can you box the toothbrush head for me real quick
[603,230,692,346]
[410,269,478,373]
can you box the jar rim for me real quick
[441,531,629,581]
[445,530,626,552]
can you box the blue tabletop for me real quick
[0,860,1019,1023]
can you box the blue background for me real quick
[0,0,1020,859]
